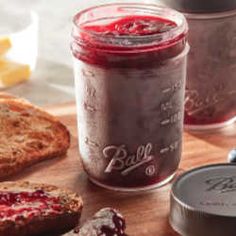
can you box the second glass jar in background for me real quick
[163,0,236,130]
[71,3,189,191]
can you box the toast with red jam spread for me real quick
[0,92,70,179]
[0,181,83,236]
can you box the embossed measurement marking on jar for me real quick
[160,111,181,126]
[86,86,96,98]
[160,141,179,154]
[82,68,97,98]
[161,101,173,111]
[84,102,97,112]
[162,81,182,94]
[82,68,95,78]
[85,137,99,147]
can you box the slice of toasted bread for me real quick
[0,92,70,179]
[0,181,83,236]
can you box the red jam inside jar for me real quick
[72,4,189,191]
[83,16,177,36]
[0,190,62,221]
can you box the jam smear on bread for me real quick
[76,208,127,236]
[0,190,62,221]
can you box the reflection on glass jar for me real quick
[184,11,236,129]
[71,3,188,191]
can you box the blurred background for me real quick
[0,0,162,106]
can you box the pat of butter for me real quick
[0,38,11,55]
[0,60,31,86]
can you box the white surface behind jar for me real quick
[0,0,162,105]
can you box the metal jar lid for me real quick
[170,164,236,236]
[162,0,236,13]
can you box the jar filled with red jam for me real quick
[71,3,188,191]
[163,0,236,130]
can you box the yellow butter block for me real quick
[0,60,31,86]
[0,38,11,55]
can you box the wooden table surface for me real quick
[8,103,236,236]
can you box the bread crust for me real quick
[0,181,83,236]
[0,92,70,179]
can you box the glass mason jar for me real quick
[162,0,236,130]
[185,11,236,130]
[71,3,189,191]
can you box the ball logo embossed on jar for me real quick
[185,83,236,118]
[103,143,155,176]
[185,86,225,116]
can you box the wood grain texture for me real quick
[7,103,236,236]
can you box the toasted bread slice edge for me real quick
[0,95,71,179]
